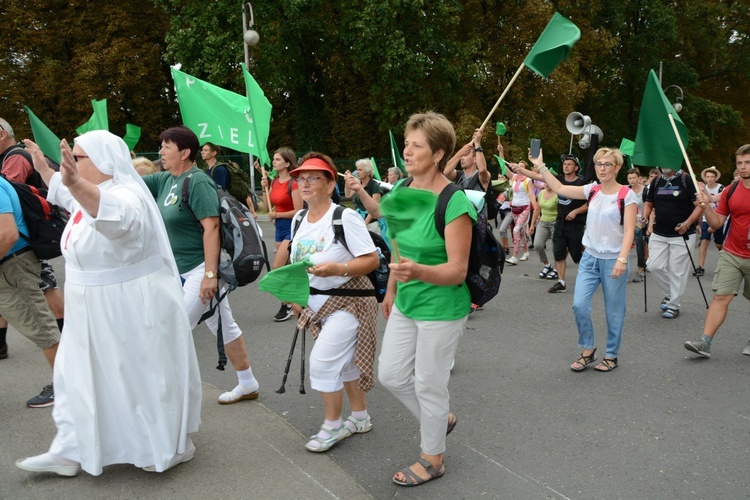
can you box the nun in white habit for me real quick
[16,131,202,476]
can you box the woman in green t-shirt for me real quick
[378,112,476,487]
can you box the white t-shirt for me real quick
[702,183,723,222]
[511,178,532,207]
[582,183,637,259]
[291,204,376,310]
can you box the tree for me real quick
[0,0,177,151]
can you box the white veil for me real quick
[74,131,180,283]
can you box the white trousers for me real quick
[378,305,466,456]
[182,263,242,344]
[309,309,361,393]
[647,233,696,310]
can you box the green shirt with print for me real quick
[394,185,477,320]
[142,167,219,274]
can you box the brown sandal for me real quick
[571,348,597,372]
[393,457,446,487]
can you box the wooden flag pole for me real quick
[667,114,703,205]
[254,161,274,212]
[479,63,526,131]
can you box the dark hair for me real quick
[274,147,298,170]
[204,142,221,154]
[649,167,660,175]
[626,168,641,176]
[298,151,337,180]
[160,126,200,162]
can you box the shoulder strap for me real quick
[332,205,348,251]
[435,183,462,239]
[291,208,309,239]
[725,180,740,207]
[587,183,601,202]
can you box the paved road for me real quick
[2,220,749,499]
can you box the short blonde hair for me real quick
[404,111,456,171]
[132,157,156,176]
[593,148,624,167]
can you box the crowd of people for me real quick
[2,112,749,486]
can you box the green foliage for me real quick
[3,0,750,181]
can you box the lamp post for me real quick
[242,2,259,194]
[663,85,684,113]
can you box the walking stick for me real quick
[299,327,307,394]
[276,327,301,394]
[682,234,709,308]
[643,266,648,313]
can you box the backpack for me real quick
[181,173,270,289]
[587,184,631,225]
[207,161,251,205]
[292,205,391,302]
[721,180,741,235]
[404,178,504,306]
[1,174,68,260]
[0,145,58,191]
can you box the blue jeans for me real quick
[572,251,629,358]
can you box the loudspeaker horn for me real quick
[565,112,591,135]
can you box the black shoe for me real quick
[548,282,567,293]
[0,344,7,360]
[273,304,293,322]
[27,383,54,408]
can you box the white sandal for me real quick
[218,383,259,404]
[305,423,349,452]
[343,415,372,436]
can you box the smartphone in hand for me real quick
[530,138,541,158]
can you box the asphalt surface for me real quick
[2,219,749,499]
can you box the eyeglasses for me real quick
[595,162,615,169]
[73,154,90,162]
[296,175,325,185]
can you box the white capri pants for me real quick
[181,262,243,344]
[647,233,696,310]
[308,309,361,393]
[378,305,467,456]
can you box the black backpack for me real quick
[181,173,270,289]
[0,144,60,190]
[1,174,68,260]
[403,178,504,307]
[206,161,251,205]
[292,205,391,302]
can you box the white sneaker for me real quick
[142,441,196,472]
[16,453,80,477]
[519,252,529,261]
[505,256,519,265]
[742,340,750,356]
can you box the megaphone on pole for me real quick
[565,111,603,150]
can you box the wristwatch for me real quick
[616,258,627,265]
[204,271,217,279]
[473,147,483,153]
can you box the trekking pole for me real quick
[276,327,301,394]
[643,267,648,313]
[682,234,709,308]
[299,328,307,394]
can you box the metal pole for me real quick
[242,3,256,195]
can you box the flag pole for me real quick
[480,63,525,131]
[254,161,273,212]
[667,114,703,203]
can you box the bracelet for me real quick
[538,165,549,174]
[617,257,628,264]
[342,263,349,277]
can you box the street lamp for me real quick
[664,85,684,113]
[242,2,259,194]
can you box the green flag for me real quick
[76,99,109,135]
[631,70,689,170]
[242,64,272,166]
[24,106,62,163]
[524,13,581,78]
[370,157,381,180]
[258,259,313,307]
[494,155,508,177]
[495,122,507,136]
[380,185,437,241]
[122,123,142,151]
[171,67,271,164]
[389,130,406,174]
[619,138,635,156]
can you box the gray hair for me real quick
[388,167,403,180]
[355,158,374,176]
[0,118,15,140]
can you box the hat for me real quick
[290,157,338,179]
[701,166,721,182]
[560,154,581,169]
